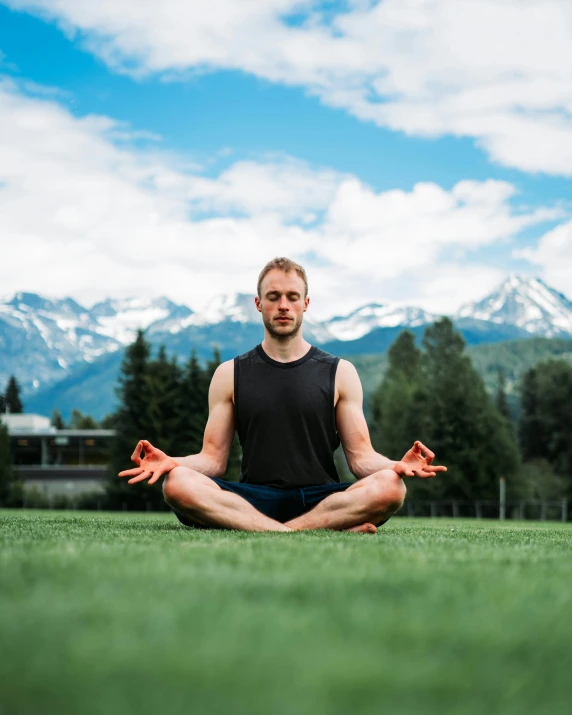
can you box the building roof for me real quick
[1,413,115,437]
[1,413,53,432]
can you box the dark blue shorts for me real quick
[173,478,357,529]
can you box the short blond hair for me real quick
[257,257,308,298]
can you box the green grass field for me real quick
[1,511,571,715]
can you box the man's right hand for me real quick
[118,440,179,485]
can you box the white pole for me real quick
[499,477,506,521]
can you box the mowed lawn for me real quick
[1,511,571,715]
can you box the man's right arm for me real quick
[118,360,236,485]
[173,360,235,477]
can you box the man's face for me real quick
[255,269,309,341]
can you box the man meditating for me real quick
[119,257,446,533]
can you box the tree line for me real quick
[369,318,572,505]
[104,331,241,510]
[1,319,571,511]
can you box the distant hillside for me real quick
[322,319,529,357]
[348,337,572,417]
[467,337,572,392]
[25,351,124,421]
[24,332,572,423]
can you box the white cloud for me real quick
[0,77,565,319]
[516,220,572,299]
[5,0,572,175]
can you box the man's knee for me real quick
[364,470,406,517]
[163,466,201,511]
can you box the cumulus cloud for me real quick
[0,77,564,318]
[516,221,572,299]
[5,0,572,175]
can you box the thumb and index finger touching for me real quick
[130,439,155,464]
[412,440,448,472]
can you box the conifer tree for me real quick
[51,409,66,430]
[5,376,23,413]
[422,318,520,500]
[0,393,5,414]
[180,350,210,455]
[144,346,183,457]
[206,346,222,380]
[495,368,511,422]
[370,331,429,460]
[69,409,99,429]
[106,330,156,510]
[519,359,572,491]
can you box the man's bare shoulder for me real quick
[335,359,362,401]
[210,359,234,400]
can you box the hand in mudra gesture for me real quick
[118,440,179,485]
[393,440,447,479]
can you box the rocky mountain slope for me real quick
[2,275,572,415]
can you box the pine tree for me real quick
[0,393,5,414]
[422,318,520,500]
[495,368,511,422]
[5,376,23,413]
[106,330,156,510]
[207,346,222,380]
[51,409,66,430]
[370,331,429,460]
[69,409,99,429]
[519,359,572,492]
[144,346,183,457]
[179,350,210,455]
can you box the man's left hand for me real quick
[393,441,448,479]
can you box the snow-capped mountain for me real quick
[457,275,572,337]
[0,293,192,392]
[3,275,572,404]
[174,293,259,329]
[172,292,336,344]
[92,297,193,342]
[324,304,437,341]
[0,292,120,368]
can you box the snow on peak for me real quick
[182,293,260,327]
[325,303,437,341]
[456,275,572,336]
[91,296,189,343]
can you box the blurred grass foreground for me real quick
[1,511,571,715]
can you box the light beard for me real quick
[263,314,303,342]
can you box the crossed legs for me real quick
[163,467,406,532]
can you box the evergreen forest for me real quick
[1,320,571,513]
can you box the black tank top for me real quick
[234,344,341,487]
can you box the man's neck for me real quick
[260,333,312,363]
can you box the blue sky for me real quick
[1,1,571,318]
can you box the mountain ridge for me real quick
[2,275,572,401]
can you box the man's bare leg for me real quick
[285,469,406,531]
[163,466,292,532]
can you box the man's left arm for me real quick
[335,360,396,479]
[335,360,447,480]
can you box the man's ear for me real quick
[304,295,310,312]
[254,295,262,313]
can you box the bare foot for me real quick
[344,523,377,534]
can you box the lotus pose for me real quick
[119,257,446,532]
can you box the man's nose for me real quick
[278,297,290,310]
